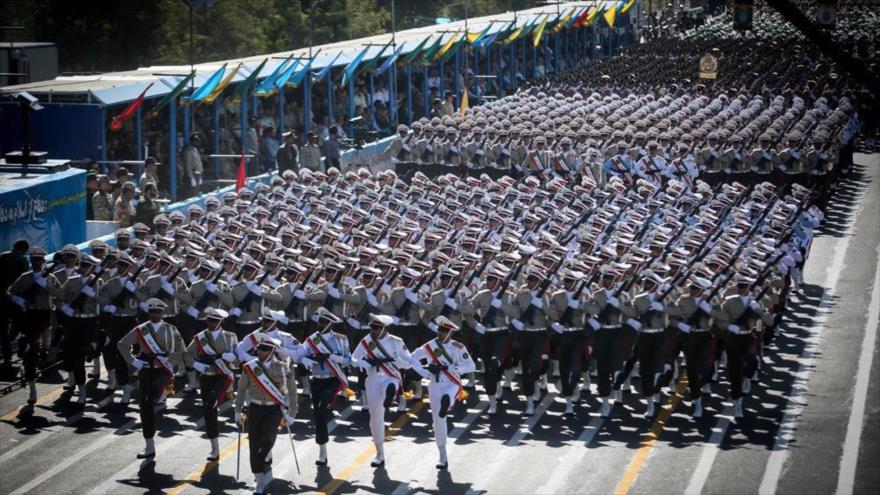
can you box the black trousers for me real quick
[725,332,755,400]
[14,309,50,381]
[63,317,97,386]
[557,330,587,397]
[516,330,547,397]
[247,403,282,474]
[636,331,667,397]
[593,327,629,398]
[138,366,170,439]
[199,373,229,439]
[479,331,512,397]
[310,377,338,445]
[1,299,14,362]
[685,331,714,399]
[106,316,136,386]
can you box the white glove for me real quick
[248,284,262,296]
[193,361,209,373]
[300,357,317,368]
[284,413,296,425]
[277,313,290,325]
[405,290,418,304]
[445,298,458,310]
[587,318,601,330]
[677,322,691,333]
[748,300,761,311]
[551,322,564,334]
[190,176,198,188]
[626,318,643,331]
[698,300,712,314]
[81,285,96,298]
[327,286,340,298]
[124,280,137,292]
[367,293,379,307]
[229,307,242,317]
[60,305,74,317]
[511,319,524,331]
[103,304,118,315]
[330,354,346,365]
[530,296,543,308]
[474,323,486,334]
[222,352,237,363]
[427,322,439,333]
[161,281,175,295]
[205,282,218,293]
[728,324,741,333]
[132,358,146,370]
[138,302,149,313]
[234,411,242,425]
[346,317,362,329]
[381,283,392,294]
[650,301,664,312]
[293,289,305,299]
[490,298,502,309]
[607,296,620,308]
[10,295,26,308]
[567,298,580,310]
[34,275,48,288]
[186,307,200,318]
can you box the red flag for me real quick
[235,148,247,191]
[572,7,593,27]
[109,83,153,131]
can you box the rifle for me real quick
[439,258,491,317]
[190,261,232,312]
[225,268,273,326]
[396,267,440,318]
[350,266,402,326]
[477,260,526,326]
[109,263,148,308]
[282,268,322,332]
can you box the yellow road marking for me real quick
[612,376,688,495]
[1,387,66,422]
[166,431,248,495]
[318,401,427,494]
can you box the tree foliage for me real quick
[2,0,541,73]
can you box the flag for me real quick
[572,6,594,27]
[584,6,602,26]
[312,51,340,82]
[375,43,405,75]
[567,7,587,27]
[235,148,247,191]
[603,3,617,28]
[459,86,468,118]
[436,31,461,59]
[620,0,637,14]
[273,59,301,89]
[255,57,293,96]
[362,41,392,74]
[189,64,226,103]
[467,25,491,45]
[229,58,268,104]
[110,83,153,131]
[401,36,432,65]
[475,30,502,49]
[554,7,576,32]
[503,22,525,45]
[148,73,194,118]
[438,37,465,62]
[202,62,242,104]
[341,46,370,86]
[532,15,549,47]
[418,37,444,65]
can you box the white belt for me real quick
[249,399,278,406]
[640,328,664,334]
[563,327,582,333]
[485,327,507,332]
[523,327,546,332]
[238,320,260,326]
[311,374,335,379]
[598,325,619,329]
[74,314,98,318]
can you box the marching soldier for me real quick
[234,333,297,494]
[544,269,589,415]
[187,307,239,461]
[667,276,715,418]
[117,298,186,459]
[506,268,552,416]
[629,272,671,417]
[95,253,141,403]
[411,316,476,470]
[351,313,412,467]
[222,256,267,338]
[7,247,53,405]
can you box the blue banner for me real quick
[0,167,87,253]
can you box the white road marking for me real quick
[683,407,733,495]
[462,392,557,495]
[835,245,880,495]
[86,401,233,495]
[534,414,605,494]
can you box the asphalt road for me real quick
[1,153,878,495]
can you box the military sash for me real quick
[359,335,403,391]
[194,329,234,402]
[306,332,349,397]
[242,359,287,409]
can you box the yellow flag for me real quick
[504,24,524,45]
[202,63,242,105]
[532,15,548,47]
[603,3,617,28]
[554,7,576,32]
[584,7,602,26]
[467,26,489,44]
[460,87,469,118]
[620,0,637,14]
[436,31,461,59]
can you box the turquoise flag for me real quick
[273,59,301,89]
[190,63,226,102]
[255,57,292,95]
[312,51,341,82]
[374,43,405,75]
[340,46,370,86]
